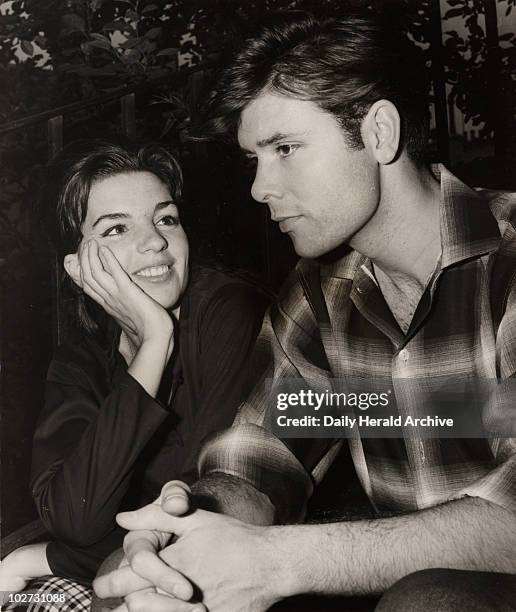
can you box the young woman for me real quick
[0,140,268,597]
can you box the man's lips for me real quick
[276,216,302,232]
[271,213,299,222]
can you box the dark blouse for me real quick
[30,267,269,583]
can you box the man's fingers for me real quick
[123,591,206,612]
[160,481,191,516]
[124,544,193,600]
[93,564,153,599]
[117,503,192,535]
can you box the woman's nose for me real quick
[136,225,168,253]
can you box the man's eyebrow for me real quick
[241,132,305,152]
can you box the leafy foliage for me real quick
[443,0,516,141]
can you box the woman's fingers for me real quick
[125,546,193,600]
[80,242,140,335]
[122,526,191,599]
[96,531,193,602]
[87,240,117,295]
[93,564,154,598]
[79,240,113,304]
[99,245,131,287]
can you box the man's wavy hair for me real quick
[41,139,184,334]
[207,11,430,165]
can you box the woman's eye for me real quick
[102,224,127,237]
[276,144,298,158]
[156,215,179,227]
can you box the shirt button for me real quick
[356,285,364,294]
[399,349,409,361]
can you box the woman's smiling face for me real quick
[78,170,189,310]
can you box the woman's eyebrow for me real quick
[92,201,176,227]
[155,200,176,211]
[92,212,129,228]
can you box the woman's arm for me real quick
[0,543,51,592]
[31,360,170,552]
[30,244,177,578]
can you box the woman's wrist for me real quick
[140,313,174,347]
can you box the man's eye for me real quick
[102,224,127,237]
[156,215,179,227]
[244,154,257,168]
[276,144,298,158]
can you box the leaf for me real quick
[444,8,464,19]
[20,40,34,56]
[34,35,47,49]
[103,20,132,32]
[68,65,117,76]
[91,32,111,44]
[0,15,20,25]
[88,39,112,51]
[141,4,158,14]
[145,27,162,39]
[61,13,87,32]
[120,37,142,49]
[157,48,178,56]
[125,48,142,63]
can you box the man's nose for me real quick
[136,225,168,253]
[251,161,282,204]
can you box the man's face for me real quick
[238,91,380,258]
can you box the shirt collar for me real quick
[436,164,501,268]
[318,164,501,280]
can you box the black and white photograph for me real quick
[1,1,516,610]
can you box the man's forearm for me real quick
[191,473,275,525]
[269,496,516,599]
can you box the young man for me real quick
[94,11,516,612]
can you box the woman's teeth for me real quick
[136,265,170,278]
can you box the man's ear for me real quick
[63,253,82,288]
[361,100,401,165]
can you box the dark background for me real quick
[1,0,515,546]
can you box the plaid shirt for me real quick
[199,166,516,523]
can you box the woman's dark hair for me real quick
[42,138,184,333]
[207,11,430,165]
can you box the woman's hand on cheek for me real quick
[79,240,174,353]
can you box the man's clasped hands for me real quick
[93,480,285,612]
